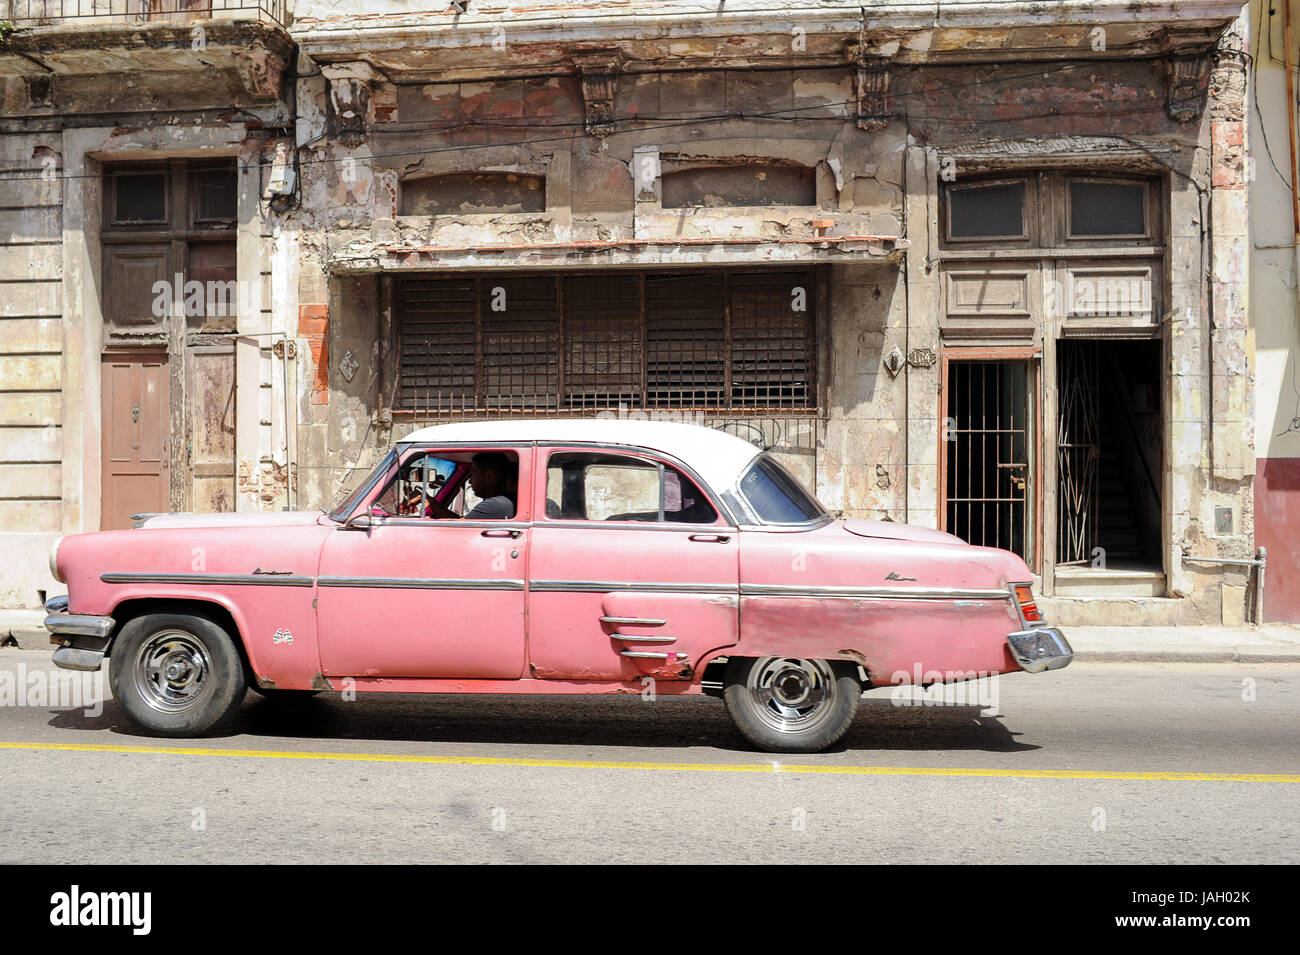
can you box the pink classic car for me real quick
[46,419,1071,753]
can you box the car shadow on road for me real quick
[47,692,1038,755]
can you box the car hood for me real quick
[841,519,965,546]
[136,510,327,529]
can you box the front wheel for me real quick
[722,657,861,753]
[108,613,247,737]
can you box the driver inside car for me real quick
[409,452,517,520]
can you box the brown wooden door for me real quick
[102,353,169,530]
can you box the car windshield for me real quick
[738,454,828,524]
[326,450,397,521]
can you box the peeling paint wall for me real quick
[294,59,909,515]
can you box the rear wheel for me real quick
[109,613,246,737]
[722,656,861,753]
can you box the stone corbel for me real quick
[234,43,288,101]
[573,52,622,138]
[853,53,892,132]
[1164,53,1212,123]
[321,62,380,147]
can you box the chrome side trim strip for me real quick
[599,616,668,626]
[531,580,736,594]
[318,577,526,591]
[741,584,1013,600]
[101,572,315,588]
[611,634,677,644]
[620,650,670,660]
[537,581,1006,599]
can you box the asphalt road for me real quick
[1,649,1296,864]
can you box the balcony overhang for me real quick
[291,0,1245,80]
[0,19,294,101]
[327,235,908,274]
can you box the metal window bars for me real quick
[9,0,288,29]
[395,270,817,418]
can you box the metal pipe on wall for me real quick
[204,330,296,512]
[1181,547,1268,623]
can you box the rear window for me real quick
[739,455,825,523]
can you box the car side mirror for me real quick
[342,513,375,532]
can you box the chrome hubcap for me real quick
[133,630,212,713]
[747,657,837,734]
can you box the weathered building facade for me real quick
[0,0,1262,626]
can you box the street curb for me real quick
[0,622,49,651]
[1074,649,1300,663]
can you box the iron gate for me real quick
[944,359,1034,563]
[1056,341,1101,565]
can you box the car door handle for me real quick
[688,534,730,543]
[481,529,521,538]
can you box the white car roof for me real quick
[400,418,763,491]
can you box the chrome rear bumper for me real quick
[1007,627,1073,674]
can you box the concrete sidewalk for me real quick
[6,606,1300,662]
[1061,625,1300,662]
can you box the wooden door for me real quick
[102,353,169,530]
[187,344,237,513]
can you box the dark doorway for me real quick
[1057,339,1162,569]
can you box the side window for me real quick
[369,450,519,519]
[544,452,718,524]
[372,454,461,516]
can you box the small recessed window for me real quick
[661,164,816,209]
[112,172,167,224]
[947,181,1025,239]
[401,172,546,216]
[193,165,238,222]
[1070,181,1145,236]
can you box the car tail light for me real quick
[1014,584,1042,623]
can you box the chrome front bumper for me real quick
[1007,627,1073,674]
[45,595,113,672]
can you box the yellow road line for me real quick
[1,741,1296,782]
